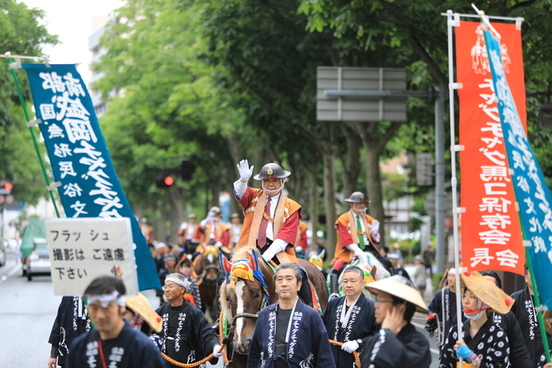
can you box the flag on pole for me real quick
[456,21,526,275]
[484,28,552,310]
[21,63,160,291]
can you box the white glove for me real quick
[213,344,222,358]
[346,243,364,257]
[261,239,288,262]
[237,159,254,181]
[370,220,380,236]
[341,340,360,353]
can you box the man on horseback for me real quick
[195,206,232,253]
[234,159,313,306]
[331,191,392,278]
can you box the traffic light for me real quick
[180,158,196,181]
[0,181,12,194]
[155,172,175,189]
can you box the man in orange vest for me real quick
[332,191,392,277]
[234,159,312,305]
[194,206,232,255]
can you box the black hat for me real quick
[345,192,370,203]
[253,163,291,180]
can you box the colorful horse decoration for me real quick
[330,251,391,300]
[218,246,328,368]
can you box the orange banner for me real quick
[457,21,525,275]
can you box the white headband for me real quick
[85,291,126,308]
[165,275,190,291]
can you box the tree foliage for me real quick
[0,0,58,205]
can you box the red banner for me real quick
[456,21,525,275]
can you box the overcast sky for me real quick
[19,0,123,83]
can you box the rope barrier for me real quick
[160,310,228,368]
[329,339,361,368]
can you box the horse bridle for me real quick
[198,253,222,281]
[228,282,269,326]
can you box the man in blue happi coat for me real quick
[248,263,335,368]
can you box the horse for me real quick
[332,251,391,300]
[192,245,222,323]
[218,246,328,368]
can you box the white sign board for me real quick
[45,218,138,296]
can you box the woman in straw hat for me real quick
[361,275,431,368]
[439,271,513,368]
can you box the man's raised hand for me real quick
[237,159,254,182]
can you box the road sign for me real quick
[316,67,407,122]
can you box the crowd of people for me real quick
[45,158,552,368]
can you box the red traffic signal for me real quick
[156,174,174,189]
[4,182,13,191]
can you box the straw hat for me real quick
[366,275,428,313]
[460,271,514,315]
[125,293,163,333]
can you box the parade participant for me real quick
[439,271,513,368]
[175,257,202,309]
[233,159,312,305]
[322,266,378,368]
[140,217,154,248]
[195,206,231,251]
[426,268,462,350]
[176,213,199,254]
[388,253,411,280]
[123,293,163,336]
[331,191,392,277]
[511,264,544,367]
[537,311,552,368]
[479,270,532,368]
[66,276,166,368]
[412,255,427,296]
[230,212,242,247]
[48,296,91,368]
[423,244,436,279]
[155,273,221,367]
[248,263,335,368]
[157,254,178,305]
[361,275,431,368]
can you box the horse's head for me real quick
[197,245,221,282]
[308,250,325,272]
[219,247,269,355]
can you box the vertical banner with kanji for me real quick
[21,63,160,291]
[456,21,525,275]
[485,28,552,309]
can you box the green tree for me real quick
[0,0,58,206]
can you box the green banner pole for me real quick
[6,56,61,218]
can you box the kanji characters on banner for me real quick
[456,21,526,275]
[21,63,160,291]
[484,28,552,310]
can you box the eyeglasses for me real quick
[162,284,181,290]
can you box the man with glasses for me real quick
[361,275,431,368]
[66,276,165,368]
[155,273,221,368]
[322,266,378,367]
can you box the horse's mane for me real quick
[230,245,255,262]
